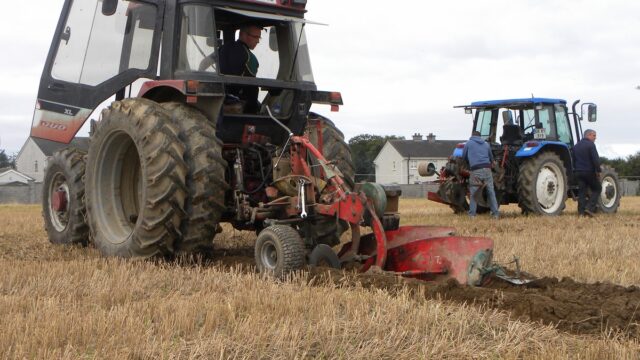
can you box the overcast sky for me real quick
[1,0,639,158]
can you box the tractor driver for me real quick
[199,25,263,113]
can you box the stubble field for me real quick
[1,197,640,359]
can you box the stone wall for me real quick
[397,183,439,198]
[621,179,639,196]
[0,182,43,204]
[0,180,637,204]
[397,180,640,199]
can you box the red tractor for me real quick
[36,0,517,285]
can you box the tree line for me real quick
[348,134,404,182]
[1,143,638,179]
[345,135,640,180]
[0,149,16,169]
[601,152,640,178]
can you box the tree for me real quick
[601,151,640,177]
[348,134,405,182]
[0,149,15,169]
[625,151,640,177]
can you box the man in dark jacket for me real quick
[462,131,500,218]
[199,25,262,113]
[573,129,602,216]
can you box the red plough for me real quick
[283,127,521,286]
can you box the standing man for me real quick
[462,131,500,218]
[573,129,602,217]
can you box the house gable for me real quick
[16,136,89,183]
[374,138,464,184]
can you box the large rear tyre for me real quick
[162,103,229,254]
[86,98,188,257]
[596,165,621,213]
[517,152,567,215]
[306,113,355,187]
[305,113,354,246]
[255,225,306,278]
[42,148,89,245]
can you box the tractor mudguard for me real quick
[515,141,568,158]
[452,146,464,158]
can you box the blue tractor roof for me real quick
[466,98,567,108]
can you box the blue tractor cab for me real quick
[429,98,620,216]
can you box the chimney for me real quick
[427,133,436,143]
[412,133,423,141]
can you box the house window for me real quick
[410,160,417,169]
[392,161,396,170]
[34,161,38,173]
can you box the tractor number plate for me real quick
[534,128,547,140]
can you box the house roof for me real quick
[32,137,90,156]
[0,180,29,186]
[389,140,463,158]
[0,168,34,182]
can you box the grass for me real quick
[0,199,639,359]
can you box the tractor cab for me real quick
[32,0,340,146]
[456,98,580,149]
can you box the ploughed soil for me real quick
[209,247,640,338]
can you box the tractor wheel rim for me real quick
[260,240,278,270]
[94,130,142,245]
[600,176,617,207]
[536,163,564,212]
[48,172,70,232]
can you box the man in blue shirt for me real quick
[573,129,602,217]
[462,131,500,218]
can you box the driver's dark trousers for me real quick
[575,171,601,214]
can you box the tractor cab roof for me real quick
[456,98,567,110]
[223,0,308,15]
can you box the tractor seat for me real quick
[500,124,523,146]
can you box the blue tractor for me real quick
[428,98,621,215]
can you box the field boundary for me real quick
[0,180,637,204]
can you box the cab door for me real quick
[31,0,164,143]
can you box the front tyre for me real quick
[517,152,567,215]
[255,225,306,278]
[597,165,621,213]
[85,99,188,257]
[42,148,89,245]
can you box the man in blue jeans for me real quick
[462,131,500,218]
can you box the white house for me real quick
[374,133,463,184]
[15,137,89,183]
[0,167,34,185]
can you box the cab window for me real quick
[475,110,493,139]
[177,4,217,73]
[555,105,573,144]
[51,0,156,86]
